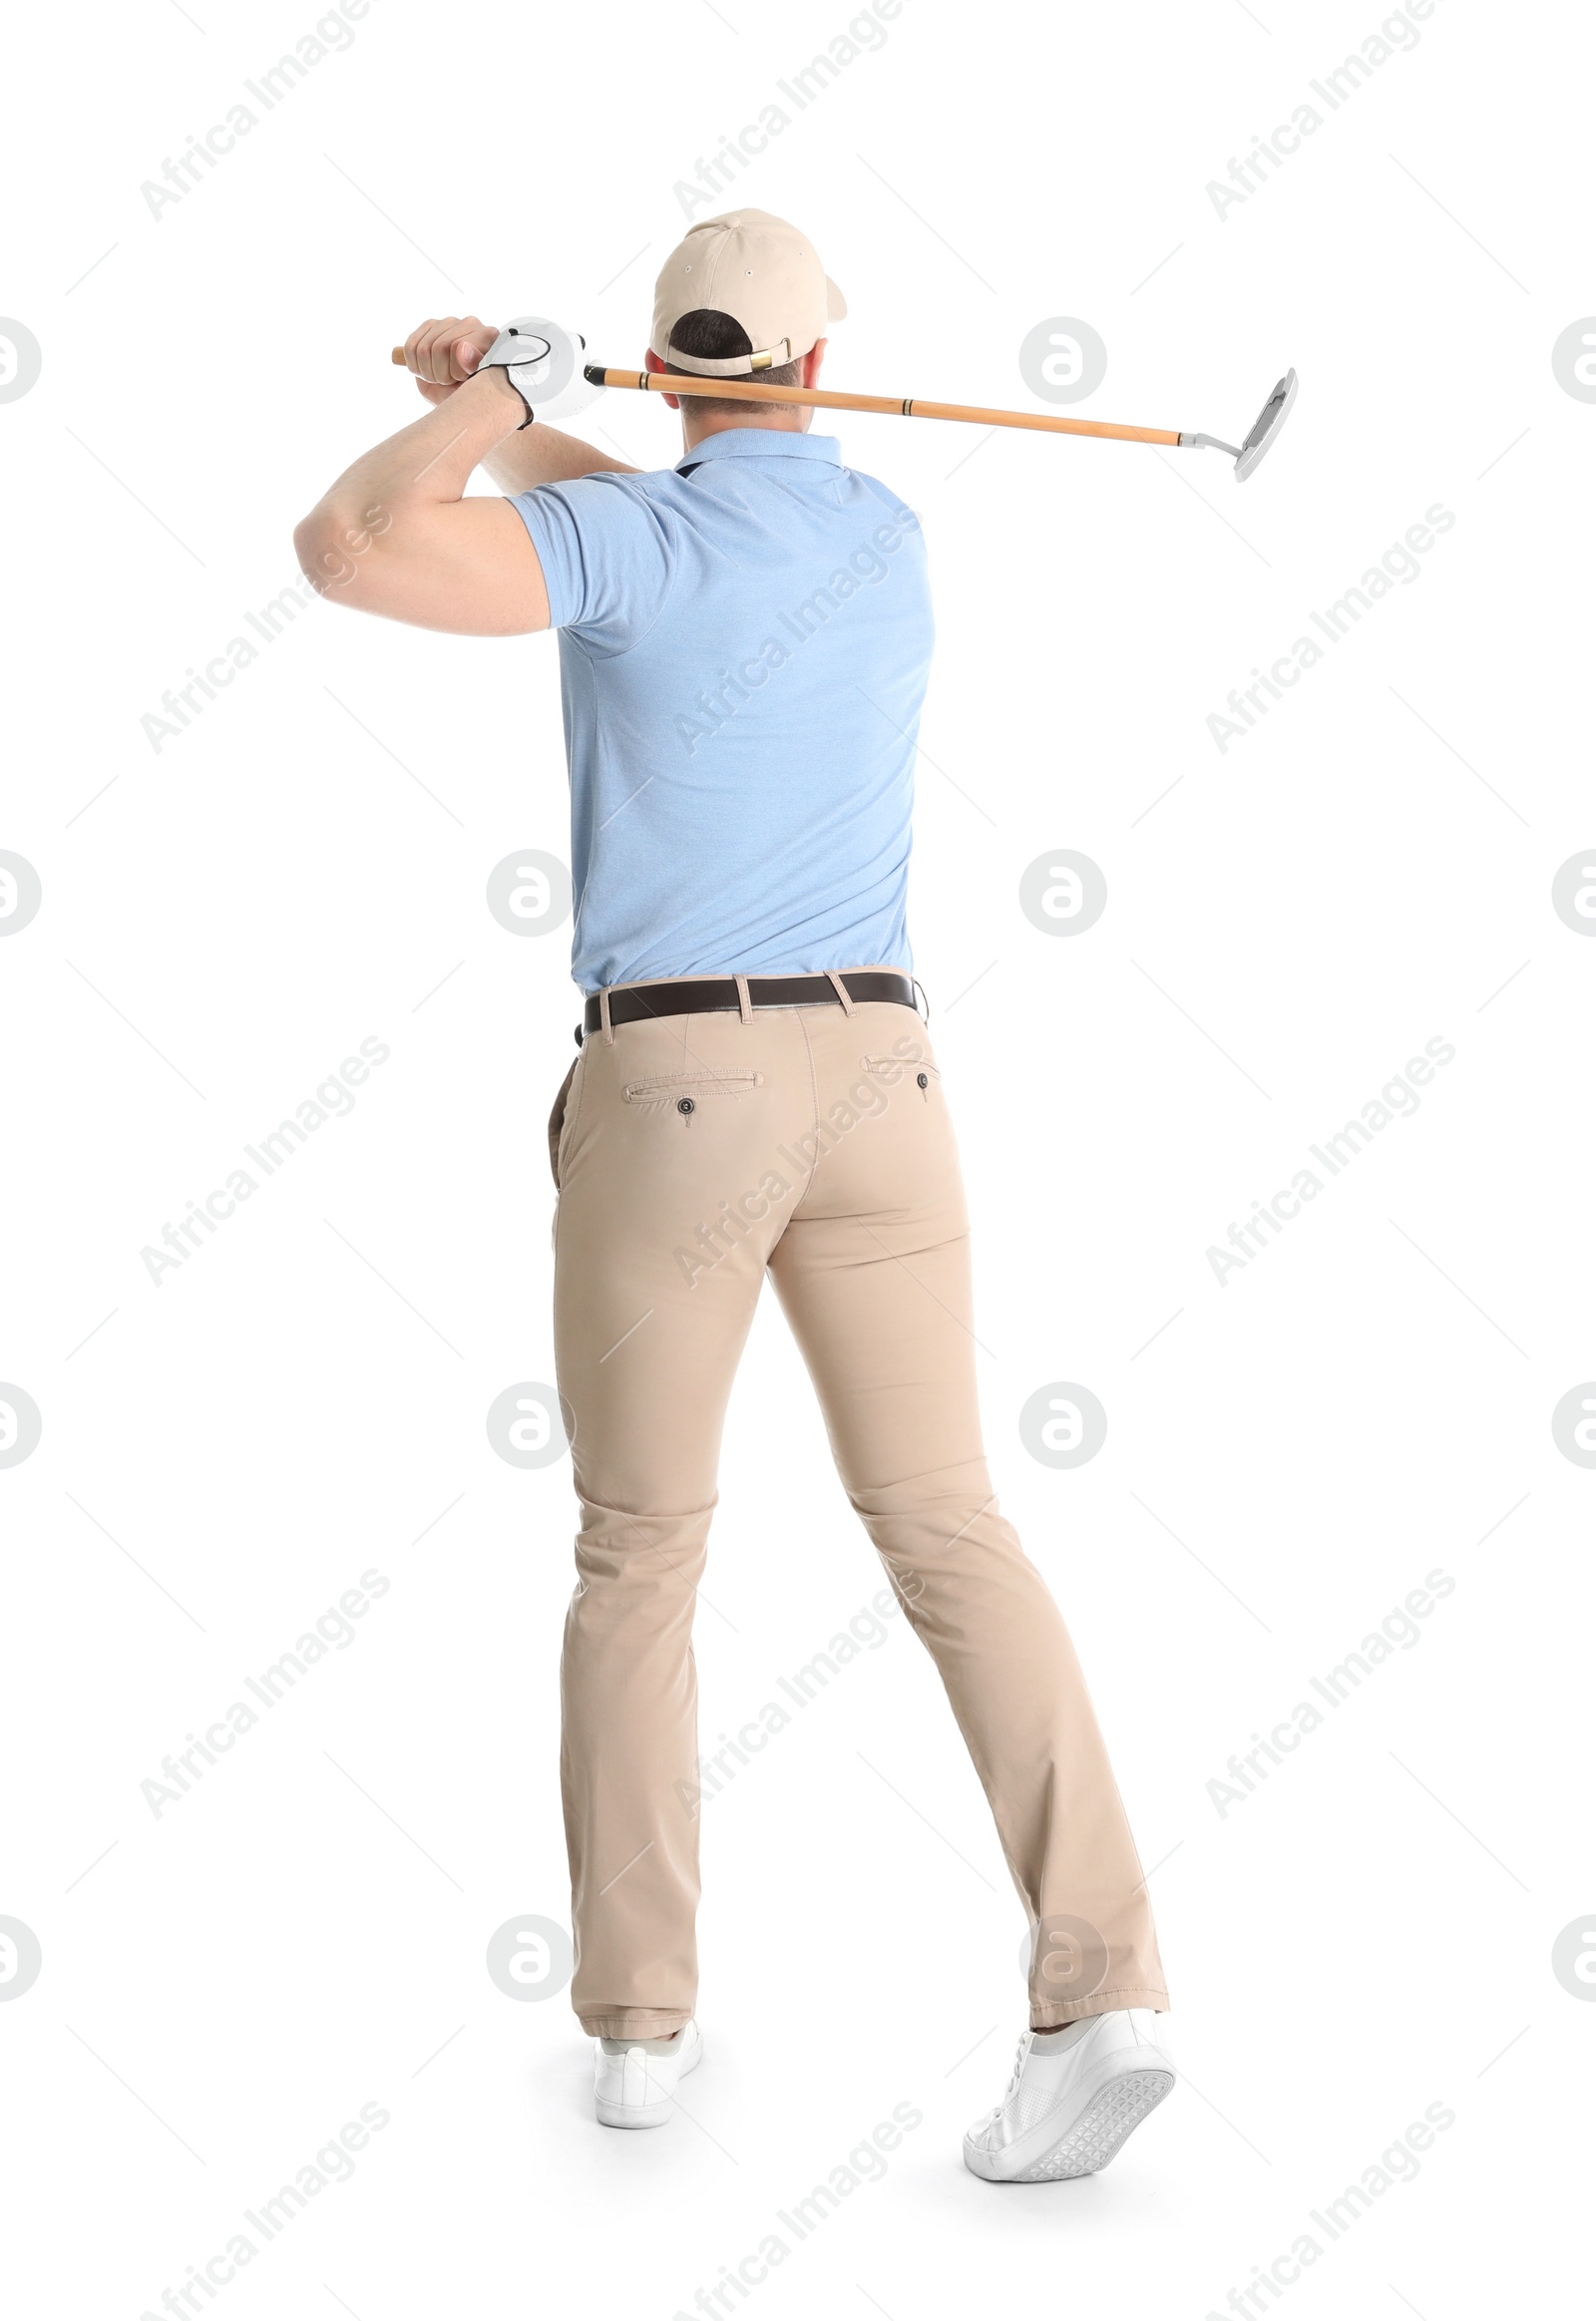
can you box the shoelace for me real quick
[984,2032,1032,2125]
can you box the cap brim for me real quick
[825,275,847,322]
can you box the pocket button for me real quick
[917,1072,929,1089]
[677,1096,695,1115]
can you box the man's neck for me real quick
[680,411,814,453]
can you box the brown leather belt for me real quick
[580,969,916,1042]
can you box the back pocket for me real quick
[623,1070,762,1111]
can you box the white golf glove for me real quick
[476,316,604,428]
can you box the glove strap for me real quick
[477,324,552,430]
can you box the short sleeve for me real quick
[509,473,675,654]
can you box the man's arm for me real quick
[292,314,636,634]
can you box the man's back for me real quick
[512,429,933,991]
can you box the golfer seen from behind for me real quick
[295,208,1174,2180]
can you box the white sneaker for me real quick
[964,2010,1175,2182]
[594,2019,702,2128]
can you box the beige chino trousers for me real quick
[549,978,1167,2039]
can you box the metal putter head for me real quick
[1180,367,1298,482]
[1233,368,1298,482]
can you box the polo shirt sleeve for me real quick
[508,473,675,655]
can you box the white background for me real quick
[3,0,1593,2313]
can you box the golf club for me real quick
[389,320,1298,483]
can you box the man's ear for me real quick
[801,337,827,387]
[643,347,680,411]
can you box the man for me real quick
[295,208,1174,2179]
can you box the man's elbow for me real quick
[293,506,351,603]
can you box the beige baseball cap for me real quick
[650,208,847,375]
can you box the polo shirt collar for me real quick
[675,428,843,472]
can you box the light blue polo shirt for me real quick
[509,429,934,993]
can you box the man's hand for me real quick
[400,316,500,405]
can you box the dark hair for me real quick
[659,308,804,420]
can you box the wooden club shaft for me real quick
[590,367,1182,446]
[386,347,1183,447]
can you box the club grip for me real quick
[390,347,406,365]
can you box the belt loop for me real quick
[912,975,931,1024]
[735,973,752,1025]
[599,985,615,1045]
[826,970,856,1016]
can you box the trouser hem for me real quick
[579,2007,692,2038]
[1029,1987,1169,2028]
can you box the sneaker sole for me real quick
[964,2062,1175,2183]
[595,2030,703,2129]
